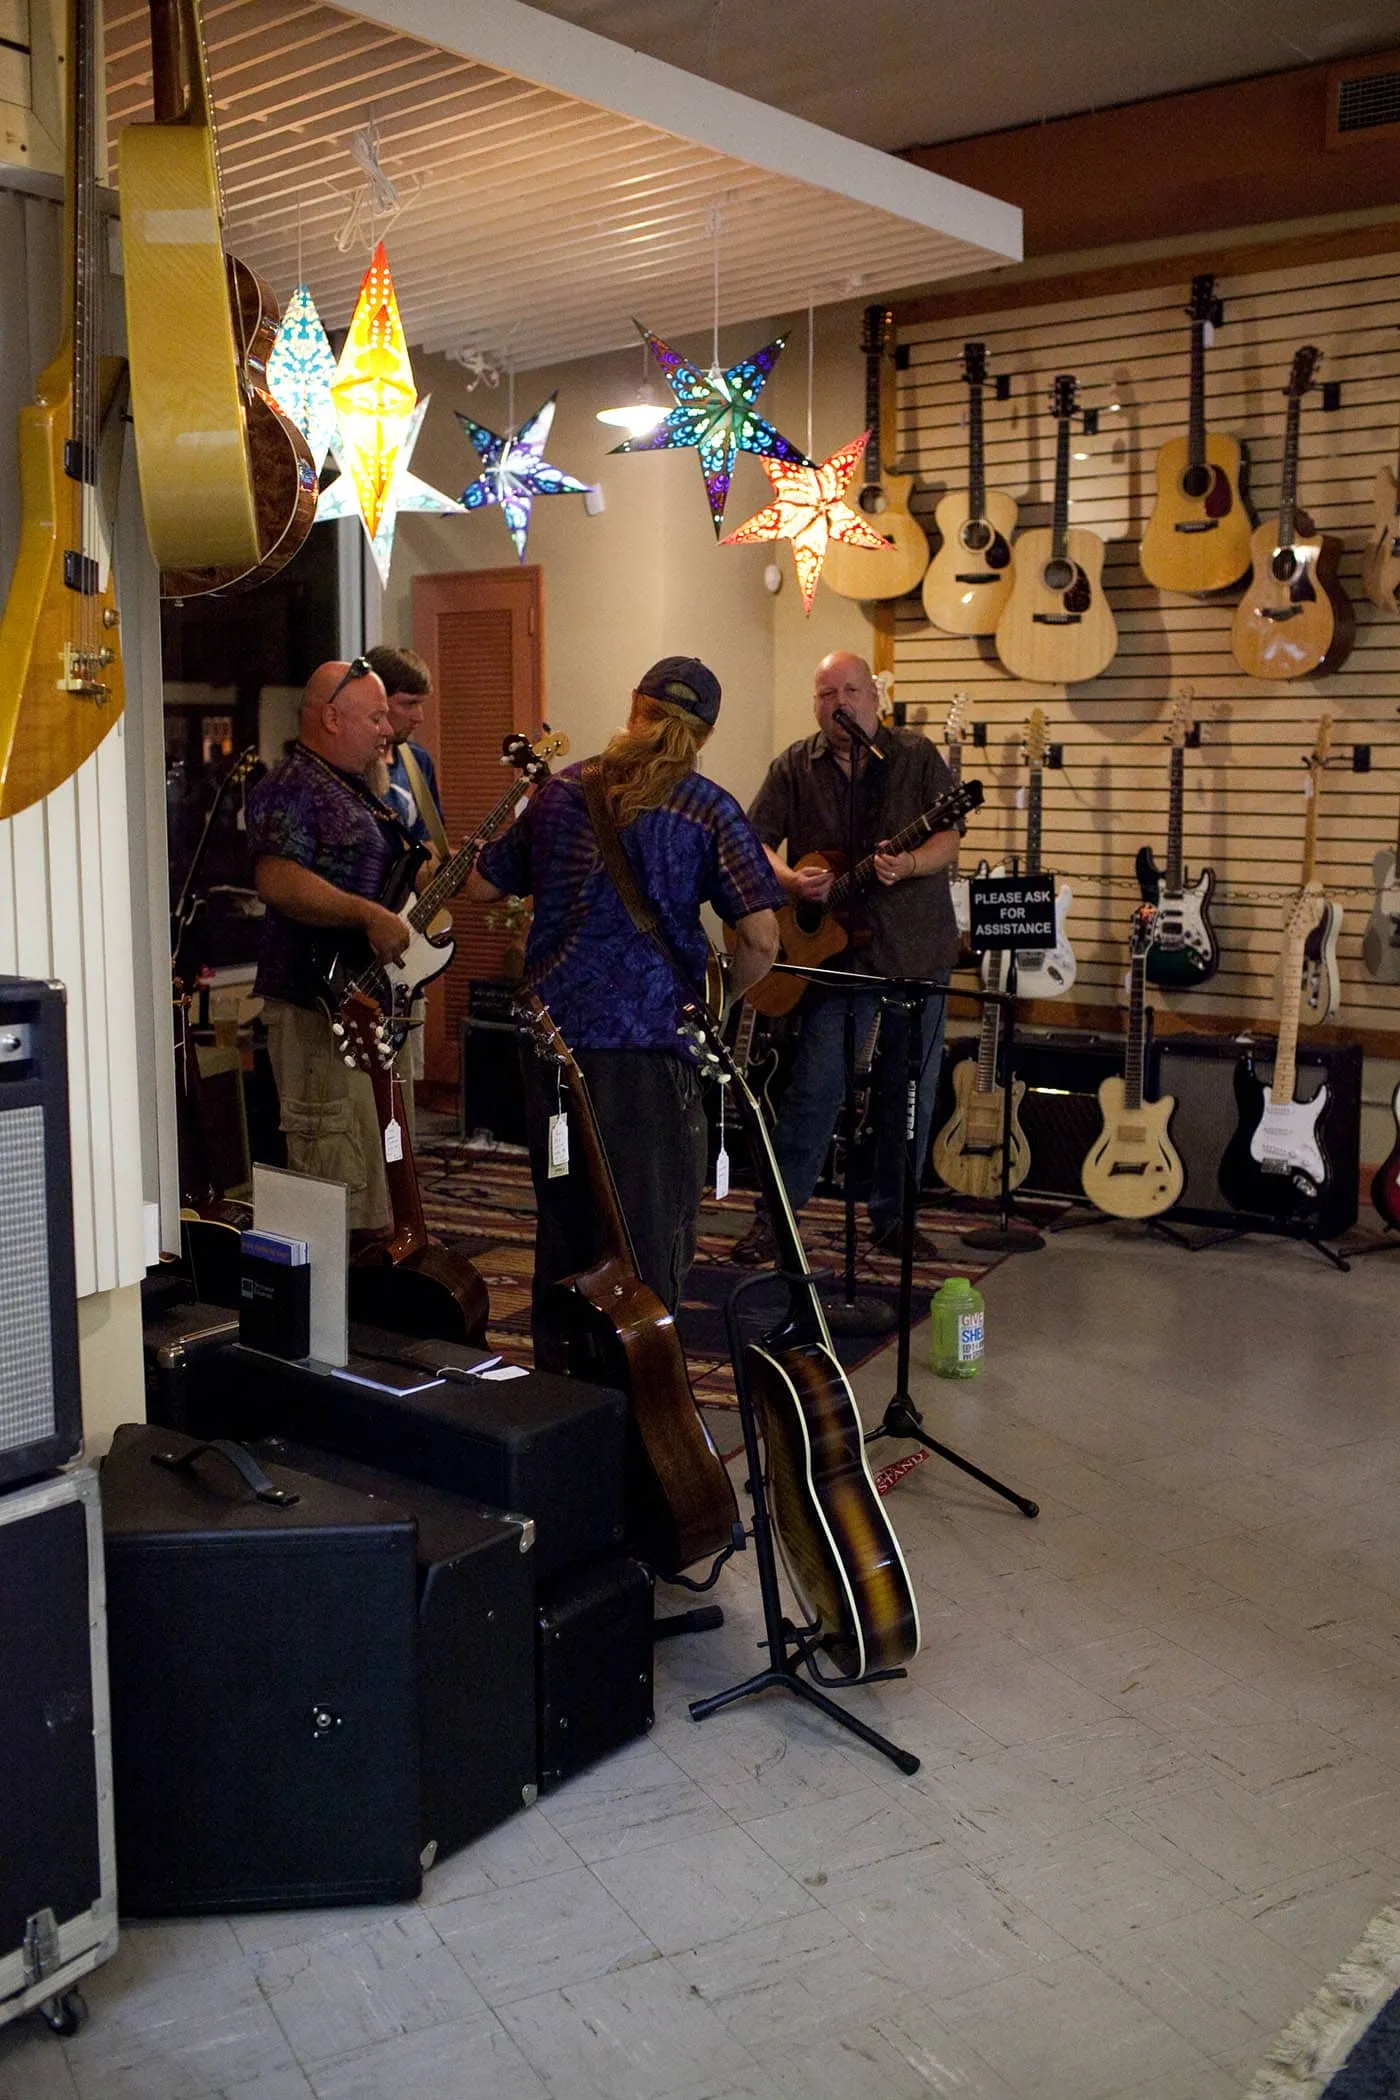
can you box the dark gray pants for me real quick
[523,1047,707,1320]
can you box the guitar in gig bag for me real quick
[681,1002,920,1681]
[1079,905,1183,1220]
[516,995,741,1579]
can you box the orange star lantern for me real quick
[721,432,889,612]
[329,242,417,538]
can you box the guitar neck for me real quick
[731,1002,757,1073]
[408,772,525,929]
[974,955,1003,1094]
[68,0,98,450]
[559,1047,640,1270]
[1186,318,1207,473]
[1124,952,1147,1112]
[1301,772,1321,888]
[860,306,882,488]
[1051,416,1072,563]
[967,382,986,520]
[830,796,954,908]
[1165,746,1185,890]
[1279,392,1304,550]
[1025,763,1043,878]
[1273,936,1305,1104]
[727,1058,831,1347]
[368,1059,431,1260]
[946,737,962,786]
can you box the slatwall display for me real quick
[891,243,1400,1050]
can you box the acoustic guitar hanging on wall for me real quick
[822,306,929,602]
[995,375,1117,685]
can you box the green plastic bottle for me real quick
[930,1276,984,1378]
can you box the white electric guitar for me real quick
[943,693,972,941]
[1219,885,1331,1218]
[987,708,1076,999]
[1296,715,1342,1027]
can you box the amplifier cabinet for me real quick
[461,979,527,1145]
[0,977,80,1487]
[0,1467,117,2031]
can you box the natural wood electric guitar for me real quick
[1080,905,1183,1220]
[0,0,127,819]
[681,1002,920,1681]
[1218,885,1332,1221]
[519,996,741,1578]
[921,342,1017,636]
[996,375,1117,684]
[1296,715,1342,1026]
[931,943,1029,1201]
[1231,347,1354,681]
[1134,690,1219,989]
[119,0,316,592]
[1363,790,1400,985]
[1361,420,1400,616]
[1139,274,1252,595]
[823,305,929,602]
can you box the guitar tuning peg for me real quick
[331,1021,344,1037]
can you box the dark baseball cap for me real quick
[634,656,721,725]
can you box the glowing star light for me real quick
[457,394,589,561]
[265,284,338,475]
[329,241,417,539]
[611,325,807,535]
[318,396,464,586]
[722,432,889,612]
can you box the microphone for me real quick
[831,705,885,762]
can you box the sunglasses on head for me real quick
[326,655,372,707]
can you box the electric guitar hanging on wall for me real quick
[995,708,1075,999]
[822,306,929,602]
[1134,690,1219,988]
[995,375,1117,685]
[1361,412,1400,616]
[1296,714,1342,1027]
[1080,905,1183,1219]
[921,342,1017,635]
[1363,789,1400,984]
[1138,274,1252,595]
[943,693,973,944]
[1218,884,1332,1220]
[0,0,127,819]
[1230,347,1354,680]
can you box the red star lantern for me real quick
[721,432,888,611]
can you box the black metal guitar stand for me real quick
[960,948,1044,1257]
[688,1270,920,1775]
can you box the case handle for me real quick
[151,1438,300,1506]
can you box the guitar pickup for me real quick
[1261,606,1302,622]
[1032,613,1083,625]
[954,571,999,585]
[63,551,100,595]
[1174,520,1218,534]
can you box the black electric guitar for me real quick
[727,999,782,1121]
[681,1002,920,1680]
[1134,690,1219,989]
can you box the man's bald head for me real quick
[299,660,391,778]
[813,651,879,747]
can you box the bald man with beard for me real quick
[247,658,414,1236]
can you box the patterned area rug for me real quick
[1246,1898,1400,2098]
[416,1139,1038,1404]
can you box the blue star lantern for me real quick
[457,394,590,561]
[611,323,808,535]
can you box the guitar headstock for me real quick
[944,690,966,751]
[1285,346,1320,399]
[676,999,731,1082]
[1050,374,1079,421]
[1024,708,1049,768]
[1187,274,1219,326]
[226,745,259,792]
[1307,713,1334,774]
[1168,687,1196,747]
[514,989,579,1078]
[860,306,890,359]
[502,728,568,785]
[962,342,988,388]
[1129,902,1158,957]
[334,988,394,1073]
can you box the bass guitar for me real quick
[822,305,929,602]
[1297,715,1342,1026]
[517,995,741,1578]
[1231,348,1354,680]
[1218,884,1331,1221]
[680,1002,920,1681]
[1370,1083,1400,1233]
[995,375,1117,685]
[1134,689,1218,988]
[1080,905,1183,1219]
[119,0,317,594]
[931,940,1029,1201]
[921,342,1017,636]
[995,708,1075,999]
[1362,791,1400,984]
[1361,414,1400,616]
[1138,274,1252,595]
[0,0,127,819]
[337,991,490,1348]
[736,778,984,1020]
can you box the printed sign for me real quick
[969,873,1057,950]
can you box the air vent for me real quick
[1327,51,1400,148]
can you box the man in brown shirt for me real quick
[733,651,960,1262]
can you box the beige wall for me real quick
[78,1281,146,1456]
[378,302,877,802]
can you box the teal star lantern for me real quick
[265,284,338,476]
[318,394,464,586]
[611,322,808,535]
[457,393,590,561]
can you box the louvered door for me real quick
[412,568,543,1101]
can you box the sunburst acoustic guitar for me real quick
[995,375,1117,685]
[1138,273,1252,595]
[921,342,1017,636]
[822,305,929,602]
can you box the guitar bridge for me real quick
[1032,613,1082,625]
[1174,520,1218,534]
[954,571,999,585]
[1261,606,1302,623]
[59,645,116,701]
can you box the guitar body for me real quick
[1362,465,1400,615]
[348,1244,488,1350]
[1231,520,1355,679]
[932,1058,1029,1200]
[1300,899,1342,1025]
[823,469,929,601]
[0,353,127,817]
[1218,1061,1329,1218]
[1135,851,1219,987]
[744,1335,919,1679]
[1370,1082,1400,1232]
[1009,883,1076,999]
[1139,432,1251,594]
[995,526,1117,683]
[1363,848,1400,983]
[535,1262,738,1576]
[1081,1078,1182,1219]
[921,487,1018,635]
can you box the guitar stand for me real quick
[687,1271,921,1777]
[1180,1219,1351,1273]
[960,956,1044,1257]
[1047,1199,1196,1252]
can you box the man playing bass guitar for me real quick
[732,652,961,1265]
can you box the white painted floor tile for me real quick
[536,1740,731,1863]
[814,1853,1076,2001]
[308,2013,548,2100]
[742,1783,951,1885]
[252,1911,488,2067]
[62,1952,298,2100]
[590,1823,819,1954]
[669,1909,909,2047]
[495,1959,756,2100]
[432,1863,656,2003]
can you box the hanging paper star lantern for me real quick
[329,240,417,539]
[721,432,889,612]
[457,393,590,561]
[318,396,464,586]
[265,284,338,476]
[611,324,808,535]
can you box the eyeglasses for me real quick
[326,655,372,708]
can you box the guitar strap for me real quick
[398,741,451,860]
[579,762,717,1013]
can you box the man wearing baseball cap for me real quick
[468,657,780,1324]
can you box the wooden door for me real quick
[412,568,543,1105]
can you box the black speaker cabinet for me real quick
[461,979,526,1144]
[0,978,80,1488]
[1151,1034,1362,1235]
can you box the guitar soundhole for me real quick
[1181,463,1212,500]
[793,901,823,936]
[1043,557,1075,593]
[1271,548,1298,585]
[858,487,889,518]
[961,518,992,552]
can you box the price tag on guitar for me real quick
[548,1112,570,1178]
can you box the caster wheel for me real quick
[40,1988,87,2037]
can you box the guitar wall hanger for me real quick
[1312,746,1371,773]
[1322,381,1343,412]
